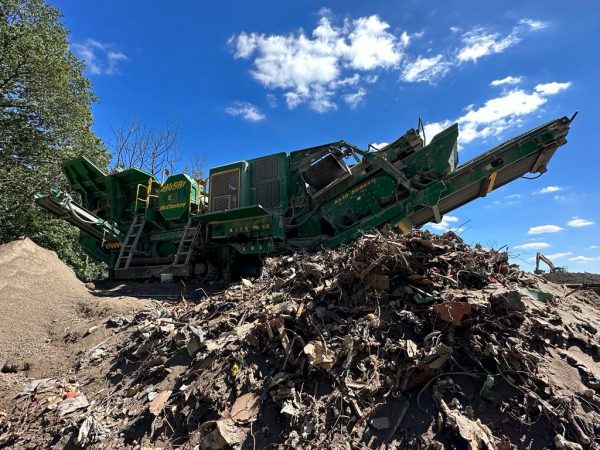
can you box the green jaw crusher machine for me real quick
[35,115,574,281]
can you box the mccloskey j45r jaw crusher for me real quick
[36,115,575,281]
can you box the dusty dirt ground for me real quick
[1,234,600,449]
[0,238,152,413]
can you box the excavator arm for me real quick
[535,252,555,273]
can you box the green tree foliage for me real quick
[0,0,109,280]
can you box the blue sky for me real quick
[54,0,600,272]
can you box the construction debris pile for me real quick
[543,271,600,286]
[2,230,600,449]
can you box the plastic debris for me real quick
[57,394,89,417]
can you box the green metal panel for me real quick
[248,152,288,211]
[208,161,249,211]
[196,205,271,223]
[157,173,197,221]
[209,215,272,240]
[61,156,156,229]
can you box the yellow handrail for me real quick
[135,178,162,212]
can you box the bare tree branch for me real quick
[109,118,181,177]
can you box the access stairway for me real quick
[114,214,146,271]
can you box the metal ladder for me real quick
[172,216,202,268]
[114,214,146,270]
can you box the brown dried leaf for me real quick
[149,390,171,416]
[231,392,260,424]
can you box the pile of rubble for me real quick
[2,230,600,449]
[543,271,600,286]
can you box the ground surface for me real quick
[0,239,151,412]
[1,234,600,449]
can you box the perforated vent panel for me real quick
[210,169,240,212]
[253,156,279,181]
[253,157,280,210]
[255,181,280,209]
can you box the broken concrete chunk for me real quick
[490,288,525,313]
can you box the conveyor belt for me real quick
[35,193,123,243]
[407,116,571,228]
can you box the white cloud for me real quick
[370,142,388,150]
[343,88,366,108]
[490,76,522,86]
[456,19,545,63]
[505,193,522,199]
[231,14,547,111]
[519,19,548,31]
[528,225,564,235]
[515,242,550,250]
[266,93,277,108]
[225,102,266,121]
[567,217,595,228]
[401,55,450,83]
[535,186,562,194]
[569,256,600,264]
[545,252,572,259]
[457,90,544,144]
[71,39,127,75]
[588,245,599,250]
[457,28,519,63]
[429,215,459,231]
[423,81,570,147]
[535,82,571,95]
[404,20,543,85]
[343,16,404,70]
[229,12,406,112]
[423,120,452,143]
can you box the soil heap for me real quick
[543,271,600,285]
[0,238,150,402]
[0,238,91,368]
[2,231,600,449]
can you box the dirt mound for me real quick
[543,271,600,285]
[0,237,150,381]
[0,236,89,294]
[2,231,600,449]
[0,238,90,367]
